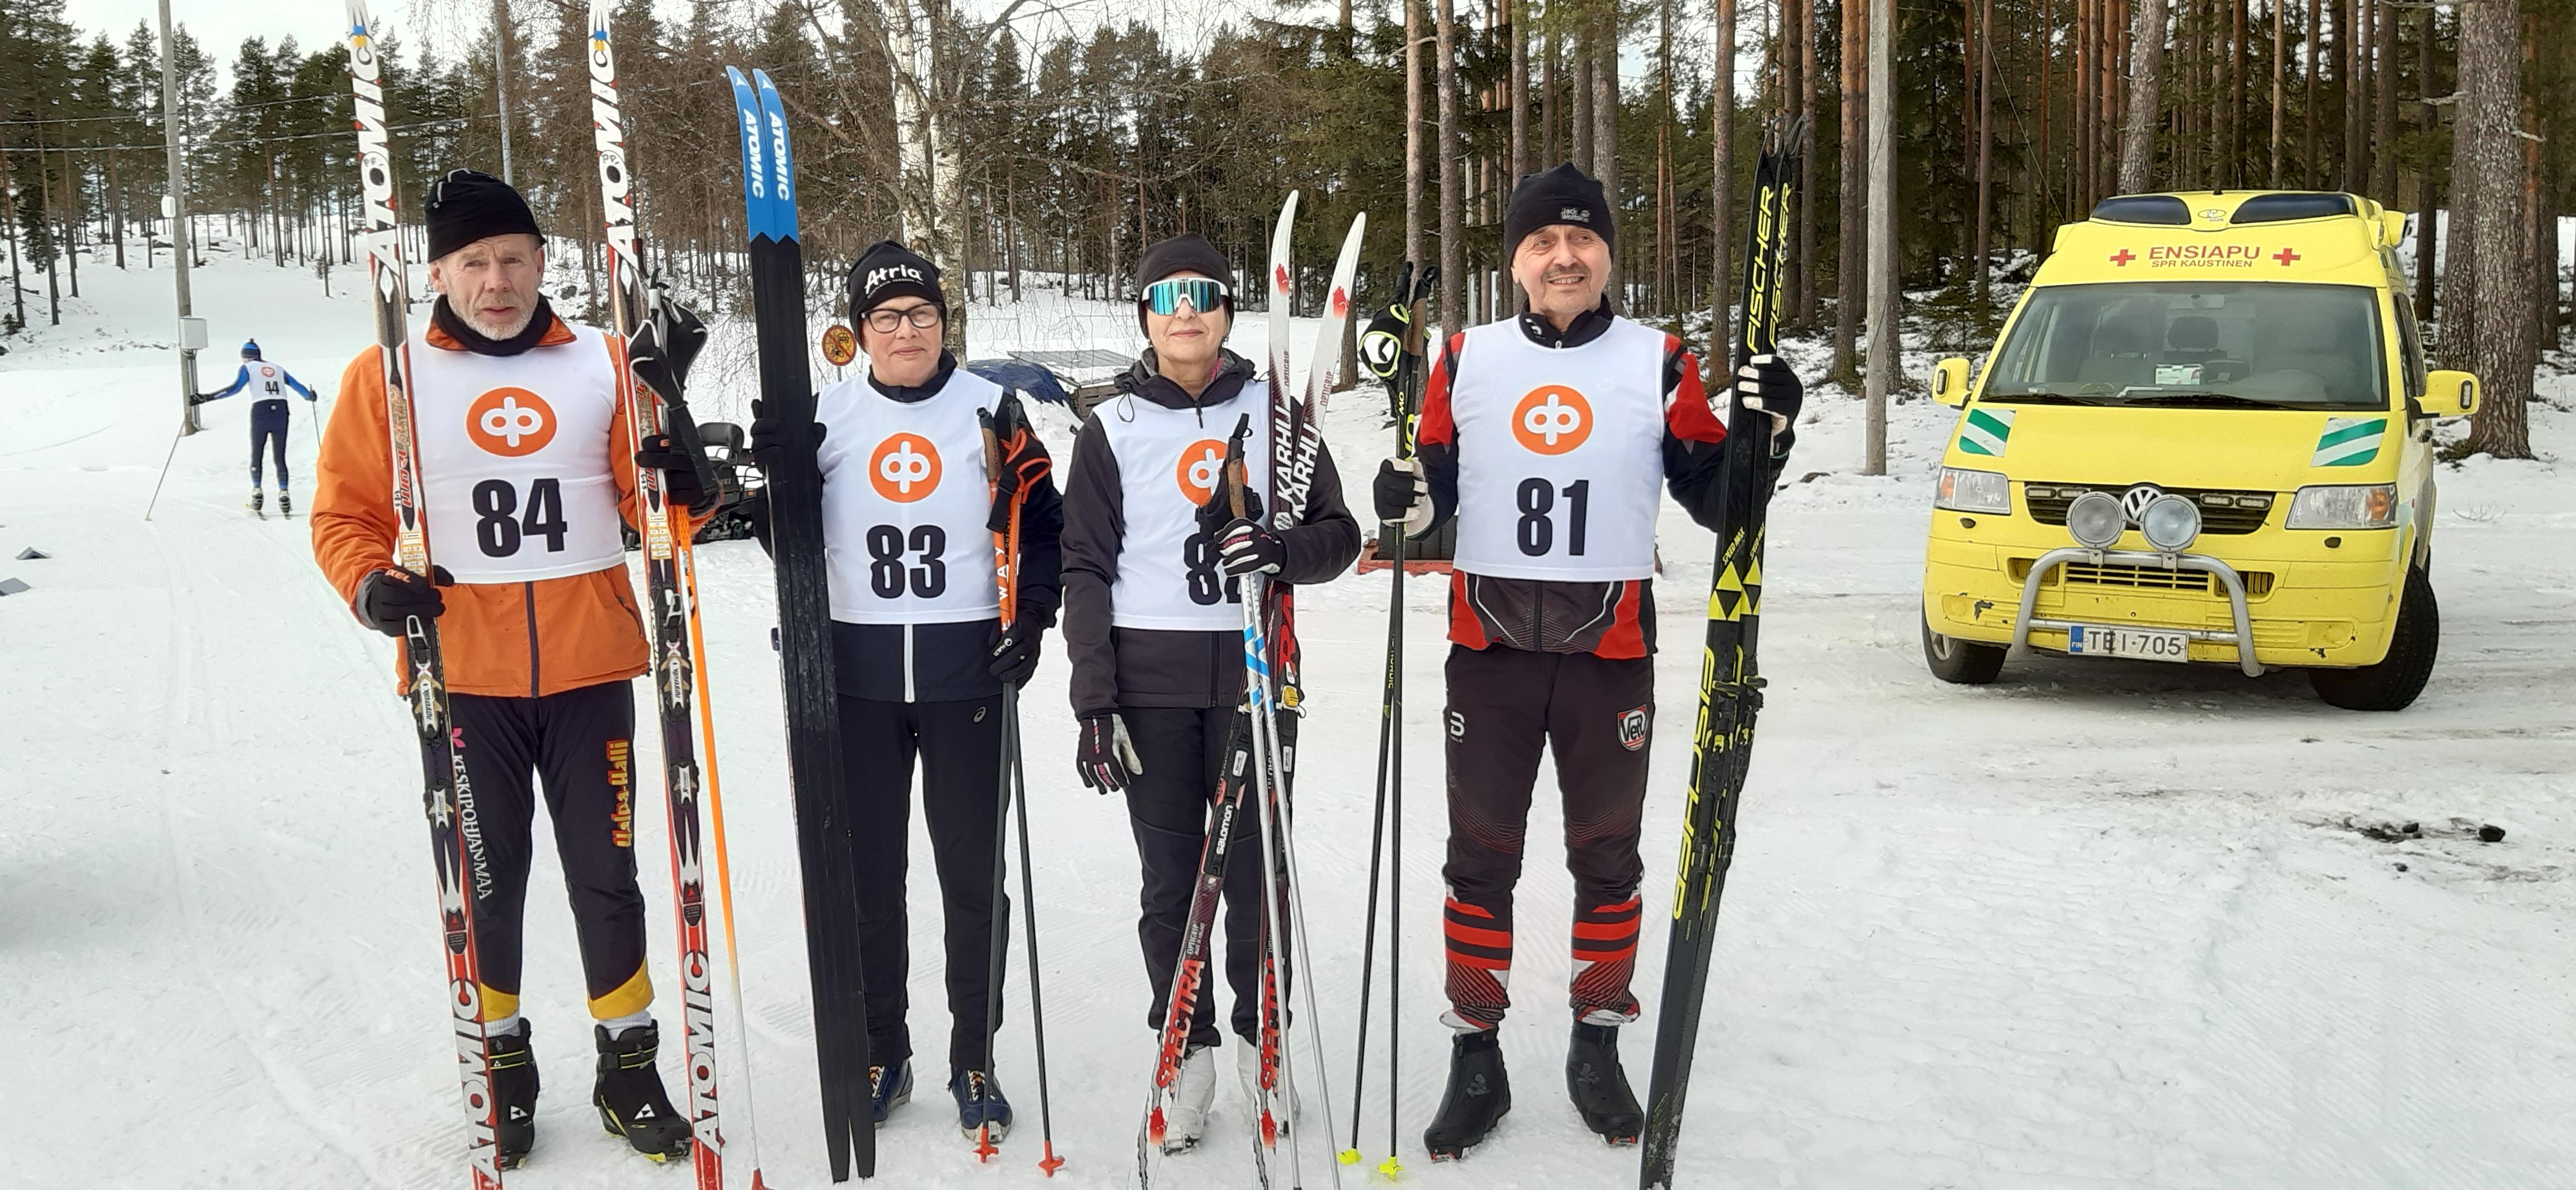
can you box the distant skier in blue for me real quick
[191,339,318,515]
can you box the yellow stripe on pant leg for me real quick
[480,986,521,1022]
[590,963,655,1020]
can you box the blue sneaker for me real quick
[870,1060,912,1127]
[950,1068,1014,1142]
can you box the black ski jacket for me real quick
[1059,349,1364,718]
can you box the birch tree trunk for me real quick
[1439,0,1465,338]
[1831,0,1864,380]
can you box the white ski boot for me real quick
[1158,1043,1219,1153]
[1235,1036,1300,1134]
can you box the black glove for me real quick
[187,391,214,407]
[1194,475,1263,541]
[989,620,1045,686]
[747,398,826,477]
[1360,305,1412,382]
[1371,456,1432,530]
[635,432,719,515]
[628,288,709,402]
[1217,516,1285,577]
[1076,712,1143,794]
[1730,353,1805,458]
[354,565,452,637]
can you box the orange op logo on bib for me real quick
[1512,385,1592,455]
[1175,438,1228,504]
[870,432,943,502]
[466,387,557,457]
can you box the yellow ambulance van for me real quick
[1919,191,2482,710]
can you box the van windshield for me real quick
[1981,281,2388,411]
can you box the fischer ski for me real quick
[590,10,735,1182]
[340,4,504,1185]
[728,65,875,1182]
[1636,114,1806,1190]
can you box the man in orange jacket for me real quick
[311,169,712,1169]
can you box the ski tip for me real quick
[726,64,749,87]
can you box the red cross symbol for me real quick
[2109,249,2136,266]
[2273,247,2301,266]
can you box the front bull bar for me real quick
[2009,546,2266,678]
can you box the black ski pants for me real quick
[1122,705,1278,1051]
[430,680,652,1024]
[837,692,1008,1073]
[249,399,289,488]
[1440,644,1653,1032]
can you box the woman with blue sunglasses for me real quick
[1057,232,1364,1154]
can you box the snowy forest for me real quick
[0,0,2570,454]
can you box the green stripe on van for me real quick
[1958,407,2015,457]
[2313,417,2386,467]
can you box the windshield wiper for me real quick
[2118,391,2320,409]
[1982,390,2129,405]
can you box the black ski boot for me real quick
[1566,1022,1644,1144]
[248,489,264,517]
[489,1023,538,1169]
[1423,1029,1510,1160]
[278,489,292,517]
[591,1023,693,1162]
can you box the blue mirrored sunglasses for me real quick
[1143,277,1229,316]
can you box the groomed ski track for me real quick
[3,248,2572,1188]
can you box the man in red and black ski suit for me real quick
[1372,162,1803,1159]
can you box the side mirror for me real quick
[1931,357,1973,408]
[2380,210,2409,249]
[2422,369,2481,418]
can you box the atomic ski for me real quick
[728,65,875,1182]
[340,4,505,1186]
[1636,115,1806,1190]
[590,10,732,1183]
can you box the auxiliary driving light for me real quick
[2065,490,2125,549]
[2139,494,2203,552]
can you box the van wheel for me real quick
[2310,568,2440,711]
[1922,605,2007,684]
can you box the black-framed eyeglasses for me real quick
[864,304,944,333]
[1143,278,1228,316]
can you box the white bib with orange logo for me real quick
[250,362,287,395]
[411,324,626,583]
[1448,315,1667,581]
[1093,381,1272,630]
[814,369,1005,624]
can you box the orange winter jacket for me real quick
[312,314,689,698]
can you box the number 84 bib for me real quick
[411,325,627,583]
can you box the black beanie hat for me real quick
[847,239,945,325]
[1134,234,1235,321]
[1504,162,1616,256]
[424,169,544,263]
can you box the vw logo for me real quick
[2120,484,2164,521]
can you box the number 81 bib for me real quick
[1447,316,1666,582]
[411,325,627,583]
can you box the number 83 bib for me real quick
[813,369,1005,624]
[1447,316,1666,582]
[412,325,627,583]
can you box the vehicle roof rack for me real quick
[2089,195,2192,225]
[2229,192,2355,224]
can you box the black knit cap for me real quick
[1504,162,1616,256]
[424,169,543,263]
[847,239,945,325]
[1133,233,1234,329]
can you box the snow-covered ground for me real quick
[4,245,2572,1189]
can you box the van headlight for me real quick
[1935,467,2011,514]
[2138,494,2203,552]
[2064,491,2126,549]
[2286,484,2398,529]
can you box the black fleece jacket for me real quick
[1059,349,1364,717]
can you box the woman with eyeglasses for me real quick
[1057,233,1364,1153]
[745,239,1062,1142]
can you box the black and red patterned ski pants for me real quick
[1437,643,1654,1032]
